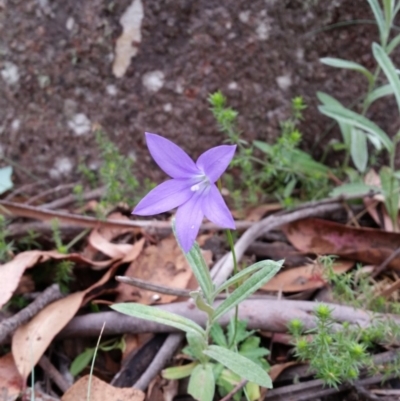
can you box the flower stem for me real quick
[217,179,240,348]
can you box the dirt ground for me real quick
[1,0,400,187]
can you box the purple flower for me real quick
[133,133,236,252]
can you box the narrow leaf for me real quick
[70,348,95,376]
[320,58,373,83]
[330,183,379,198]
[188,364,215,401]
[212,261,282,321]
[366,0,387,45]
[162,362,198,380]
[173,220,214,303]
[111,303,205,336]
[387,33,400,54]
[318,104,392,151]
[364,84,393,108]
[317,92,351,147]
[253,140,273,155]
[203,345,272,388]
[373,42,400,114]
[380,166,400,230]
[0,166,13,195]
[350,128,368,172]
[213,260,272,296]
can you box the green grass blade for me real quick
[366,0,387,45]
[320,58,374,84]
[111,303,205,336]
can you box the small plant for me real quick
[77,129,155,208]
[319,0,400,229]
[289,305,371,387]
[70,337,125,377]
[163,320,270,401]
[112,133,282,401]
[0,215,14,263]
[208,92,330,207]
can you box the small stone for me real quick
[142,70,165,92]
[1,62,19,85]
[239,11,250,23]
[106,84,118,96]
[49,157,73,179]
[66,17,75,31]
[68,113,91,136]
[276,75,292,91]
[256,20,270,40]
[11,119,20,131]
[163,103,172,112]
[228,81,239,90]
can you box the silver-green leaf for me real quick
[111,303,205,336]
[188,363,215,401]
[320,58,374,83]
[203,345,272,388]
[350,128,368,172]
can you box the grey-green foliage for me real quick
[0,215,13,263]
[77,129,155,207]
[318,0,400,229]
[208,91,330,207]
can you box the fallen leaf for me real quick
[0,250,111,308]
[61,375,145,401]
[116,236,194,304]
[112,0,144,78]
[12,260,123,381]
[246,203,282,222]
[262,260,354,293]
[0,353,23,398]
[88,229,134,259]
[269,361,299,382]
[283,218,400,269]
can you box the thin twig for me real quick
[25,183,78,205]
[0,284,63,344]
[372,247,400,278]
[38,355,70,393]
[219,379,248,401]
[132,333,183,391]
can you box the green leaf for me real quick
[318,104,392,151]
[253,140,273,155]
[387,33,400,54]
[111,303,205,336]
[290,149,329,174]
[380,166,400,230]
[382,0,394,28]
[317,92,351,147]
[330,182,379,198]
[350,128,368,172]
[187,332,208,364]
[70,348,95,376]
[212,261,282,321]
[210,323,228,347]
[320,58,374,83]
[173,221,214,303]
[364,84,393,108]
[0,166,13,195]
[372,42,400,114]
[213,260,274,296]
[162,362,198,380]
[227,319,254,345]
[188,363,215,401]
[203,345,272,388]
[366,0,387,45]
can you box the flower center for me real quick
[190,174,210,192]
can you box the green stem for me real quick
[217,179,240,349]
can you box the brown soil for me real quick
[1,0,399,187]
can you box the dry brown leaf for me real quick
[61,375,145,401]
[0,353,23,398]
[88,229,134,259]
[283,218,400,269]
[0,250,112,308]
[12,260,123,381]
[246,203,282,222]
[269,361,299,382]
[116,236,194,304]
[262,260,354,293]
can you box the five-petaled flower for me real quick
[133,133,236,252]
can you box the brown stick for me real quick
[0,284,63,344]
[219,379,248,401]
[38,355,70,393]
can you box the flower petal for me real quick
[175,194,204,252]
[145,133,199,179]
[133,179,193,215]
[196,145,236,183]
[202,185,235,229]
